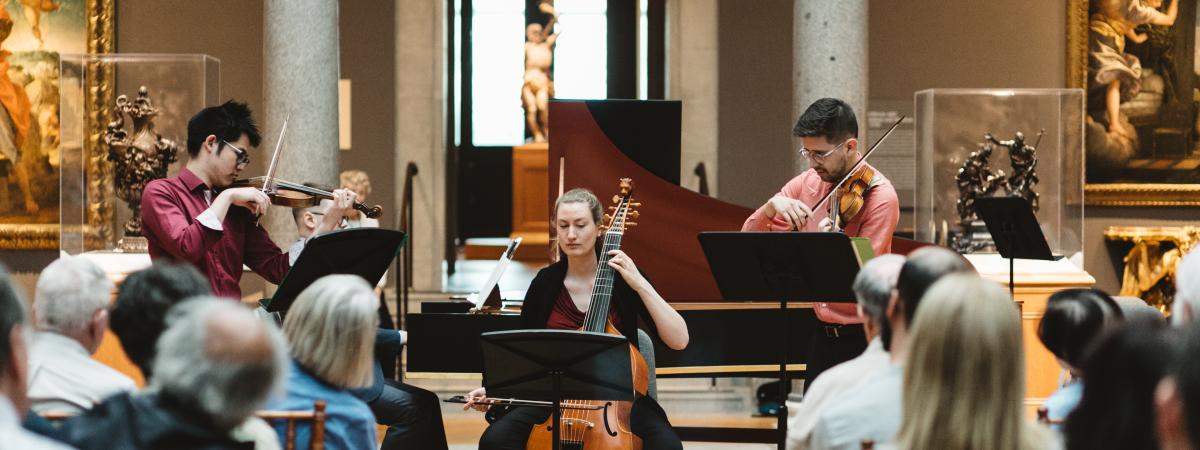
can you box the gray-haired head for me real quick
[149,297,288,431]
[34,256,113,344]
[853,254,906,324]
[1174,248,1200,327]
[283,274,378,389]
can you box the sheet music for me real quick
[468,237,522,308]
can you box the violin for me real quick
[230,115,382,219]
[810,115,905,231]
[230,176,382,219]
[526,178,647,450]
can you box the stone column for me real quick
[793,0,867,174]
[667,0,719,195]
[396,0,445,292]
[262,0,341,247]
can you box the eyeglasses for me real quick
[799,139,850,161]
[221,140,251,166]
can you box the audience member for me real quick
[60,298,286,450]
[1037,288,1124,424]
[897,274,1056,450]
[265,275,379,450]
[1173,248,1200,326]
[290,195,448,449]
[787,254,905,450]
[25,256,133,414]
[1064,316,1178,450]
[339,170,378,229]
[0,264,76,449]
[109,263,211,379]
[1156,320,1200,450]
[810,246,973,450]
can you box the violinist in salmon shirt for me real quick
[741,97,900,388]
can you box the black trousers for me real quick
[479,396,682,450]
[368,379,449,450]
[802,324,867,390]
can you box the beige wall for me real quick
[716,0,794,209]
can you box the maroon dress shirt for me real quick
[140,168,290,298]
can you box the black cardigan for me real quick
[519,259,656,351]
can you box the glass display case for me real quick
[60,54,219,255]
[914,88,1085,265]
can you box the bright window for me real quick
[552,0,607,100]
[471,0,525,146]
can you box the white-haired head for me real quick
[149,297,288,431]
[283,274,378,389]
[34,256,113,352]
[1174,248,1200,327]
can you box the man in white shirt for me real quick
[787,254,905,450]
[26,256,134,413]
[0,264,78,449]
[809,247,973,450]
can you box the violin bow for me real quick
[253,114,289,224]
[262,114,289,195]
[810,115,906,215]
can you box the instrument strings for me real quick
[564,199,628,443]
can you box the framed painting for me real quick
[0,0,112,249]
[1069,0,1200,205]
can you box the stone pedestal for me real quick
[964,254,1096,415]
[510,143,551,260]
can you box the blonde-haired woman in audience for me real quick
[265,274,380,450]
[895,274,1058,450]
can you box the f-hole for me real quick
[602,401,618,436]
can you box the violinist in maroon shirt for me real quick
[140,101,356,299]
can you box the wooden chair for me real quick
[256,400,328,450]
[37,411,76,422]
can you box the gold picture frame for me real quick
[0,0,114,249]
[1069,0,1200,206]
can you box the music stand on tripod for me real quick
[974,196,1057,299]
[698,232,866,450]
[480,330,635,450]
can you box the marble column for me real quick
[793,0,867,174]
[262,0,341,248]
[667,0,719,195]
[396,0,445,292]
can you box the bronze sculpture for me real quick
[951,130,1043,253]
[104,86,178,251]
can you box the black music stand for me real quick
[698,232,863,450]
[480,330,635,450]
[974,196,1056,299]
[264,228,407,314]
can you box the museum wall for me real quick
[715,0,795,209]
